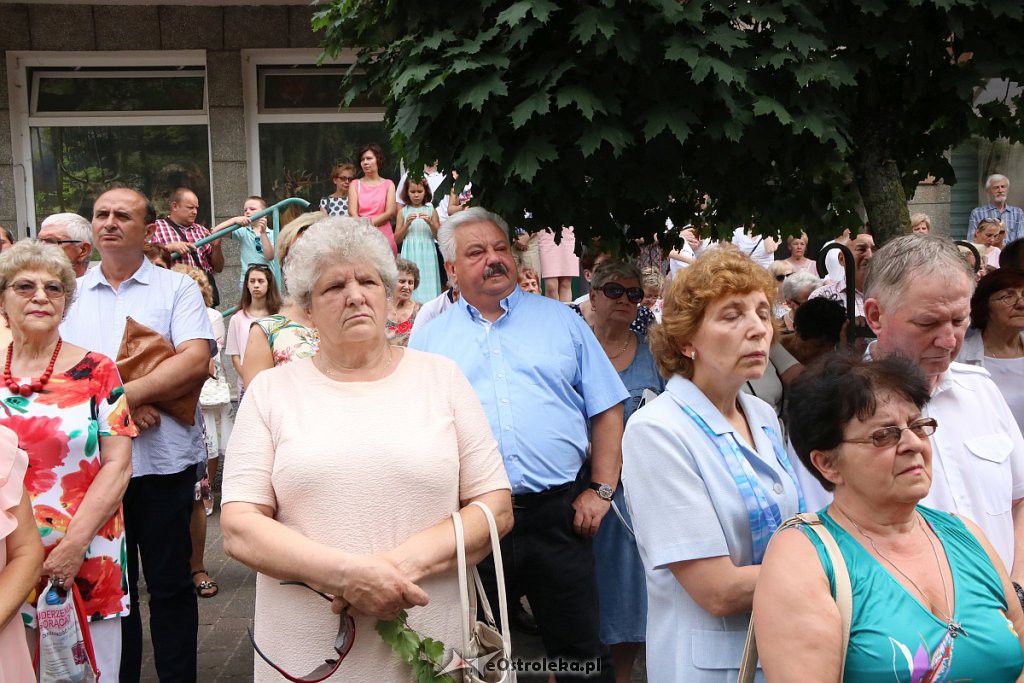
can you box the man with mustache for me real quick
[862,235,1024,595]
[969,174,1023,245]
[411,207,626,681]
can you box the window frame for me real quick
[242,49,387,196]
[29,68,208,118]
[7,50,211,234]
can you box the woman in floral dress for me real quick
[0,241,136,679]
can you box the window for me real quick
[244,51,396,212]
[8,53,212,233]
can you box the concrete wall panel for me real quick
[94,5,160,50]
[159,5,223,50]
[223,5,288,50]
[288,6,320,48]
[209,106,245,163]
[0,6,31,52]
[207,50,242,107]
[29,5,95,50]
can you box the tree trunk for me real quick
[850,141,909,245]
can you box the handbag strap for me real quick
[737,512,851,683]
[451,507,474,661]
[469,500,512,658]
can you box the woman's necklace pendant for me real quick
[947,620,967,638]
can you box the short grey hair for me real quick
[864,235,974,312]
[782,271,821,301]
[986,174,1009,189]
[591,260,642,290]
[284,216,398,310]
[438,207,510,262]
[0,241,78,318]
[40,213,92,245]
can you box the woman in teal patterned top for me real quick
[755,354,1024,682]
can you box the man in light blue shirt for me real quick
[410,207,626,681]
[61,187,215,683]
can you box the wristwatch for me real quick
[589,482,614,501]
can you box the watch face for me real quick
[598,484,614,500]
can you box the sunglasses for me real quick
[249,582,355,682]
[596,282,644,304]
[842,417,938,449]
[8,280,65,299]
[333,176,355,182]
[774,273,793,282]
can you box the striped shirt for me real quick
[968,203,1024,243]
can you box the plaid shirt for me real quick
[150,218,214,271]
[968,203,1024,244]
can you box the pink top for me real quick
[787,257,820,277]
[222,351,510,681]
[225,309,257,392]
[353,178,397,255]
[0,426,34,683]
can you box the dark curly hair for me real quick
[969,268,1024,331]
[784,353,930,491]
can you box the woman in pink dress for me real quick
[0,424,42,683]
[538,225,580,302]
[348,143,398,255]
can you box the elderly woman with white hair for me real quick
[780,271,822,333]
[221,217,512,682]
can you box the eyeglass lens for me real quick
[870,418,938,447]
[10,280,64,299]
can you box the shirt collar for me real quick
[84,256,154,290]
[459,285,523,322]
[666,375,737,436]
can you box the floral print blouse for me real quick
[4,352,138,625]
[254,314,320,366]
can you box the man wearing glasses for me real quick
[38,212,93,277]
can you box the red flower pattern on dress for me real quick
[59,456,102,517]
[4,414,70,496]
[75,556,125,620]
[33,504,70,536]
[95,507,124,541]
[35,354,116,409]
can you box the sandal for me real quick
[191,569,219,598]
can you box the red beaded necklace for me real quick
[4,339,62,397]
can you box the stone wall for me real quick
[0,2,321,307]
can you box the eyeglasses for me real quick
[8,280,65,299]
[842,417,938,448]
[992,290,1024,307]
[38,238,83,246]
[774,273,793,282]
[333,175,355,182]
[249,582,355,682]
[596,282,644,304]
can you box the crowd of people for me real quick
[0,163,1023,683]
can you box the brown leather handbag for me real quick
[115,317,201,426]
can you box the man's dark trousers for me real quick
[478,482,614,682]
[120,466,198,682]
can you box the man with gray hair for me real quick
[863,234,1024,588]
[969,173,1023,243]
[39,212,93,277]
[411,207,626,680]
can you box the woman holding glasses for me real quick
[755,353,1024,681]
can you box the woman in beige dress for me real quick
[222,216,512,682]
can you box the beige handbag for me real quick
[738,512,852,683]
[452,501,515,683]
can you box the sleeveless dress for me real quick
[352,179,397,255]
[800,506,1024,682]
[537,226,579,278]
[399,204,441,303]
[594,333,665,644]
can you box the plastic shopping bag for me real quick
[34,580,100,682]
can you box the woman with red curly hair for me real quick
[621,246,804,681]
[0,240,137,679]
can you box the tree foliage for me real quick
[315,0,1024,246]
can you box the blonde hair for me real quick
[172,264,213,307]
[650,247,777,379]
[277,212,324,267]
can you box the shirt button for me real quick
[501,398,508,404]
[492,349,500,355]
[496,373,504,379]
[504,426,511,431]
[773,483,784,495]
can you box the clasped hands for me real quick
[326,553,429,621]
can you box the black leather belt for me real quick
[511,481,574,509]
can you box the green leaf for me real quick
[394,102,423,135]
[752,97,794,124]
[457,73,508,111]
[450,58,482,75]
[510,90,552,127]
[510,137,558,181]
[572,7,617,44]
[460,140,492,175]
[421,637,446,665]
[665,36,701,65]
[554,85,603,121]
[496,1,531,26]
[578,124,631,156]
[393,64,436,93]
[642,108,693,145]
[706,24,746,54]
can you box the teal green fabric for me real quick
[799,506,1024,682]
